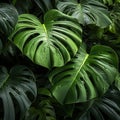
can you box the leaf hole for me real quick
[23,33,40,51]
[26,91,35,102]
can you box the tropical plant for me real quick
[0,65,37,120]
[75,88,120,120]
[0,0,120,120]
[9,10,82,69]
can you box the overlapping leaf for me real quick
[57,0,112,28]
[78,89,120,120]
[49,45,118,104]
[0,65,37,120]
[0,3,18,35]
[9,10,82,69]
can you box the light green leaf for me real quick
[49,45,118,104]
[9,9,82,69]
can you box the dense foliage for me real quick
[0,0,120,120]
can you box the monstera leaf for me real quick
[0,65,37,120]
[57,0,112,28]
[0,3,18,35]
[9,10,82,69]
[49,45,118,104]
[78,89,120,120]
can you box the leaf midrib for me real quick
[42,24,51,45]
[63,52,89,102]
[70,53,89,89]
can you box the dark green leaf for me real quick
[0,3,18,35]
[57,0,112,28]
[0,65,37,120]
[78,89,120,120]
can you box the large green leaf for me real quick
[0,65,37,120]
[9,10,82,69]
[0,3,18,35]
[57,0,112,28]
[49,45,118,104]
